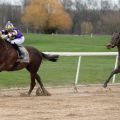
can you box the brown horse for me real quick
[0,36,59,96]
[104,32,120,88]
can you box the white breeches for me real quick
[10,36,25,45]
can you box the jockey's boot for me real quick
[12,43,24,59]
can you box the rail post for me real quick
[74,56,81,92]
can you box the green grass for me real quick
[25,34,112,52]
[0,34,119,87]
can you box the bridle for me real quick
[111,33,120,47]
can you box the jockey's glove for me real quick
[8,33,12,38]
[1,35,8,40]
[0,31,2,36]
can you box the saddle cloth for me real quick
[17,46,30,63]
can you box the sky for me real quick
[0,0,23,5]
[84,0,120,9]
[0,0,119,6]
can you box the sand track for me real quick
[0,85,120,120]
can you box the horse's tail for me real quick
[41,53,59,62]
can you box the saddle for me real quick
[17,46,29,63]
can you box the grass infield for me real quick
[0,34,119,87]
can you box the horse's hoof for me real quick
[36,90,51,96]
[44,91,51,96]
[36,92,51,96]
[36,88,51,96]
[42,89,51,96]
[74,85,78,93]
[103,83,107,88]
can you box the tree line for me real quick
[0,0,120,34]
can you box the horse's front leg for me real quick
[35,73,51,96]
[103,69,119,88]
[28,73,36,95]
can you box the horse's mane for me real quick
[0,37,18,57]
[0,36,7,44]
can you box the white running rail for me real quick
[44,52,118,85]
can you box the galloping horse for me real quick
[104,32,120,88]
[0,36,59,96]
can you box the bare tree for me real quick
[22,0,31,6]
[102,11,120,33]
[0,4,22,29]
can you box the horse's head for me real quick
[107,32,120,49]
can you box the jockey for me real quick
[0,21,24,59]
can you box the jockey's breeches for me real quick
[10,36,25,45]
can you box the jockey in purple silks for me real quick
[0,21,25,59]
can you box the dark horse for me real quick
[0,36,59,96]
[104,32,120,88]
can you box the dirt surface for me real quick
[0,84,120,120]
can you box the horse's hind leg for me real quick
[28,73,36,95]
[35,73,51,96]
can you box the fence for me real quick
[44,52,118,86]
